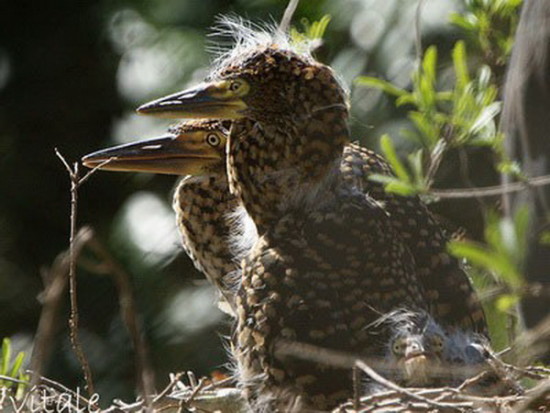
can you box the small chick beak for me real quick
[137,81,247,119]
[404,341,425,360]
[403,340,429,384]
[81,133,221,176]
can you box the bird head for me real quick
[81,120,228,176]
[381,310,447,385]
[137,23,348,126]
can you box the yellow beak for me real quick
[81,132,222,176]
[136,81,248,119]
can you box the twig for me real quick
[36,374,95,408]
[456,370,491,391]
[54,149,112,396]
[414,0,425,62]
[355,360,471,411]
[86,235,156,407]
[276,340,474,411]
[0,374,30,385]
[278,0,300,35]
[152,372,186,404]
[430,173,550,198]
[179,377,207,412]
[55,149,94,395]
[512,377,550,413]
[30,227,93,385]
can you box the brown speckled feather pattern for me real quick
[173,175,239,305]
[160,46,488,412]
[342,144,487,335]
[173,141,486,336]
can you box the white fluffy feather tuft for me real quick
[206,14,316,80]
[225,204,259,263]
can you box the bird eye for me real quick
[392,338,405,354]
[432,336,444,350]
[206,133,221,147]
[229,80,242,92]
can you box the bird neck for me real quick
[173,174,241,284]
[227,106,349,231]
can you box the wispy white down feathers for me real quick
[207,15,316,80]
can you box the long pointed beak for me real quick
[137,81,247,119]
[81,133,221,176]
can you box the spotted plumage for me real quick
[220,49,427,410]
[81,120,248,314]
[135,21,488,411]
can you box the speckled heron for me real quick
[135,22,487,410]
[82,120,248,315]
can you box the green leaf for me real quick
[448,241,497,271]
[379,135,410,182]
[539,231,550,246]
[385,180,418,196]
[470,101,501,134]
[422,46,437,85]
[435,91,453,101]
[452,41,470,90]
[369,174,418,196]
[368,173,399,185]
[496,294,519,312]
[395,94,416,106]
[2,337,11,375]
[408,111,440,147]
[9,352,25,379]
[309,15,331,40]
[407,149,425,186]
[449,239,522,287]
[355,76,407,97]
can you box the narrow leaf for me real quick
[453,41,470,90]
[379,135,410,182]
[355,76,407,97]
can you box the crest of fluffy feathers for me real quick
[206,15,318,80]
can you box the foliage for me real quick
[290,15,331,44]
[356,0,527,345]
[450,0,522,71]
[449,208,529,347]
[0,338,28,399]
[357,40,506,195]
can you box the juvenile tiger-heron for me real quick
[82,120,246,315]
[136,25,487,410]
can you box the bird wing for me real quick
[343,143,488,335]
[235,189,427,406]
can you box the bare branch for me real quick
[55,150,95,396]
[30,227,93,385]
[278,0,300,35]
[355,360,471,411]
[430,173,550,198]
[87,235,156,406]
[78,157,114,188]
[414,0,425,62]
[55,148,75,178]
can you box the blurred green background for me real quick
[0,0,541,406]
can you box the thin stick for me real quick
[37,374,95,408]
[87,235,156,407]
[278,0,300,35]
[430,173,550,198]
[355,360,471,411]
[54,148,97,396]
[30,227,93,385]
[414,0,425,62]
[153,372,186,404]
